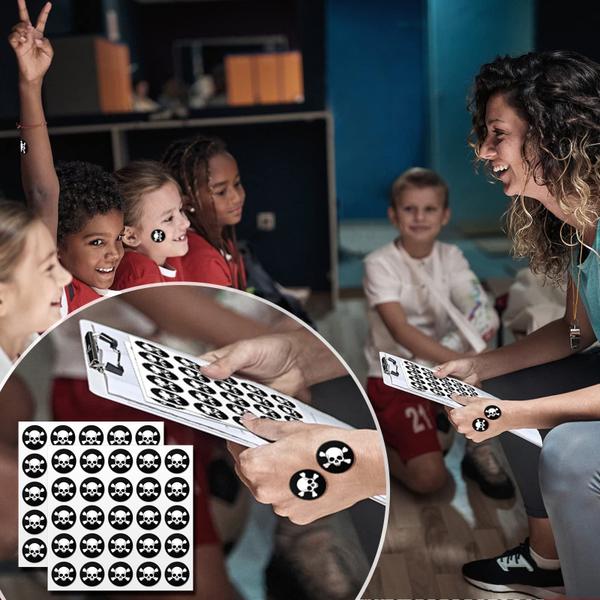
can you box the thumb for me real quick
[199,341,254,380]
[241,413,311,441]
[433,361,455,378]
[451,394,477,407]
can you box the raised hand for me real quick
[8,0,53,83]
[434,356,482,386]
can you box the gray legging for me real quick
[483,348,600,596]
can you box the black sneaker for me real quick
[463,539,565,597]
[461,440,515,499]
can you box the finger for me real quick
[11,23,28,34]
[35,1,51,33]
[226,440,246,462]
[241,413,311,441]
[17,0,31,24]
[201,343,254,380]
[232,461,252,490]
[8,32,22,48]
[451,394,474,406]
[433,362,454,378]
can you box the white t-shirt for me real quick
[363,239,485,377]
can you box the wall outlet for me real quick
[256,211,276,231]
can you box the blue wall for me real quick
[327,0,427,220]
[427,0,534,226]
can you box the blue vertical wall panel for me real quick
[327,0,427,219]
[428,0,534,226]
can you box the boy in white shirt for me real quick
[363,167,514,498]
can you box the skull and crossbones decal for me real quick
[289,470,327,500]
[22,425,46,449]
[472,418,489,432]
[484,405,502,420]
[316,441,355,474]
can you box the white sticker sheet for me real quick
[18,421,164,568]
[45,444,193,592]
[379,351,543,447]
[80,320,352,448]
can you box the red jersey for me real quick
[62,277,102,314]
[177,230,246,289]
[112,251,183,291]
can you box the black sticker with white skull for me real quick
[137,533,161,558]
[316,440,355,474]
[80,561,104,586]
[165,449,189,474]
[165,534,189,558]
[52,506,77,530]
[80,506,104,530]
[137,449,161,474]
[137,561,161,586]
[22,538,47,563]
[108,477,133,502]
[165,505,189,530]
[79,425,104,445]
[52,533,76,558]
[80,533,104,558]
[52,449,77,474]
[107,426,132,446]
[52,561,76,586]
[51,426,75,446]
[136,506,161,530]
[52,477,77,501]
[22,481,47,506]
[22,453,47,478]
[23,509,47,533]
[136,425,160,445]
[137,477,161,501]
[109,533,133,558]
[108,561,133,586]
[165,561,189,586]
[165,477,190,501]
[289,469,327,500]
[22,425,47,450]
[108,506,133,530]
[109,449,133,474]
[135,340,169,357]
[80,449,105,474]
[80,477,105,502]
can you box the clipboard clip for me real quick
[85,331,124,376]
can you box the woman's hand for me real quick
[447,397,521,442]
[227,415,386,525]
[434,356,482,386]
[8,0,53,84]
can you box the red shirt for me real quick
[63,277,102,314]
[112,251,182,290]
[177,231,246,289]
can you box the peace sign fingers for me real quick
[34,2,52,34]
[17,0,31,25]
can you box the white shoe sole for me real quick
[464,575,565,599]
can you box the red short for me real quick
[366,377,441,462]
[52,377,219,546]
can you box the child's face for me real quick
[59,210,125,289]
[188,153,245,230]
[0,221,71,333]
[132,182,190,265]
[389,186,450,245]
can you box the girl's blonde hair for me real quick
[114,160,182,227]
[469,51,600,283]
[0,200,38,282]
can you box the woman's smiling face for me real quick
[479,93,549,201]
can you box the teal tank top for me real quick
[574,225,600,341]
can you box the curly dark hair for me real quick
[56,161,123,244]
[162,135,244,288]
[469,50,600,282]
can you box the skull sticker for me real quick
[136,425,160,445]
[51,533,76,558]
[22,453,47,478]
[22,425,47,450]
[472,418,489,432]
[137,562,161,586]
[165,449,189,474]
[22,509,47,533]
[165,477,190,501]
[79,425,104,445]
[109,477,133,501]
[290,470,327,500]
[137,533,161,558]
[80,562,104,587]
[137,449,161,474]
[135,340,169,357]
[136,506,161,530]
[108,561,132,586]
[80,449,105,474]
[108,506,133,530]
[316,441,355,474]
[484,405,502,420]
[52,477,76,501]
[51,425,75,446]
[80,506,104,530]
[51,506,76,530]
[51,562,76,586]
[80,533,104,558]
[80,477,105,501]
[22,538,47,563]
[165,506,190,530]
[22,482,47,506]
[108,426,132,446]
[109,449,133,474]
[137,477,161,501]
[108,533,133,558]
[165,533,190,558]
[165,561,189,587]
[51,449,76,474]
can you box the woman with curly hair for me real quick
[435,51,600,597]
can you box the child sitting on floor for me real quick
[363,167,513,498]
[112,160,190,289]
